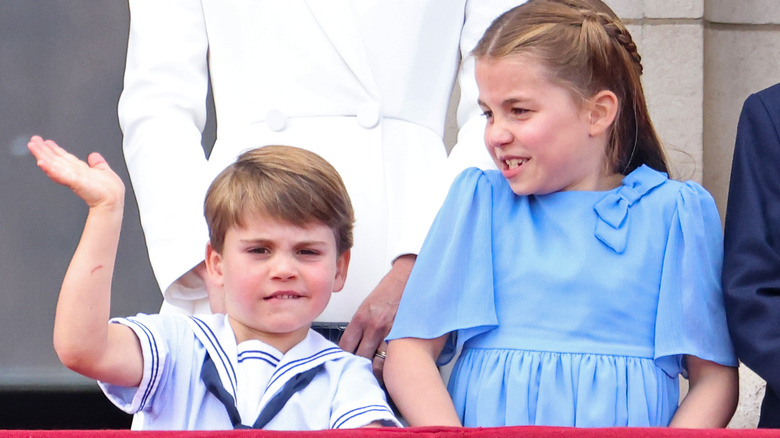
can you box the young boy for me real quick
[28,136,399,430]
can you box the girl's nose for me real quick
[485,119,513,149]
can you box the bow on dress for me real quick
[593,165,667,253]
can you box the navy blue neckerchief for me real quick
[201,353,324,429]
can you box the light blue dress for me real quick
[387,165,737,427]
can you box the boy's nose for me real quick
[270,255,297,280]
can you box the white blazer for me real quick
[120,0,523,319]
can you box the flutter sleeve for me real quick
[387,167,498,365]
[654,182,737,377]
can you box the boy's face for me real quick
[206,214,349,350]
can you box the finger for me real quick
[373,341,388,360]
[29,142,65,178]
[27,135,44,152]
[41,138,71,160]
[29,137,78,170]
[28,136,54,162]
[371,341,388,386]
[87,152,110,169]
[355,329,383,360]
[372,356,385,387]
[338,322,362,354]
[29,143,89,189]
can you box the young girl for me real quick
[384,0,738,428]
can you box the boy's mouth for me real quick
[265,291,303,300]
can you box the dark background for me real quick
[0,1,214,428]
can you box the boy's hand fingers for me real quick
[87,152,110,169]
[27,136,124,209]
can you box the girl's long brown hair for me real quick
[473,0,668,175]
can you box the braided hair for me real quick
[472,0,668,175]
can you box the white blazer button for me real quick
[265,109,287,132]
[356,103,381,129]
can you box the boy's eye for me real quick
[511,107,529,116]
[298,249,320,256]
[480,110,493,119]
[249,247,270,254]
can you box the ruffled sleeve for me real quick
[654,182,738,377]
[387,168,498,365]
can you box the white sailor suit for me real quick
[99,314,399,430]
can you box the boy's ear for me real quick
[205,242,225,288]
[332,249,351,293]
[587,89,619,137]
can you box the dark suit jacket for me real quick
[724,82,780,428]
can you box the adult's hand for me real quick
[339,254,416,383]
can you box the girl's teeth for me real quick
[505,158,525,169]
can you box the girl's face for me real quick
[476,54,621,195]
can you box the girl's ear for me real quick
[205,242,225,288]
[587,90,619,137]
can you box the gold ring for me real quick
[374,350,387,360]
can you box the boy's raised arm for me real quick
[29,136,143,387]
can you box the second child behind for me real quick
[385,0,738,428]
[29,137,399,430]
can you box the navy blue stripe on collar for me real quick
[238,349,280,367]
[269,347,342,388]
[189,316,237,396]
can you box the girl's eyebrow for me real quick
[503,96,531,105]
[478,97,531,108]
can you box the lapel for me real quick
[189,317,349,416]
[188,315,240,401]
[258,330,350,408]
[305,0,379,99]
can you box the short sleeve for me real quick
[327,358,401,428]
[654,182,738,377]
[387,168,498,365]
[98,314,169,414]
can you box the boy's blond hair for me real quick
[205,145,354,254]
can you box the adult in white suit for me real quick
[120,0,523,362]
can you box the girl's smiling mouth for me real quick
[504,158,528,169]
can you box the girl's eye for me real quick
[481,110,493,119]
[511,107,529,116]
